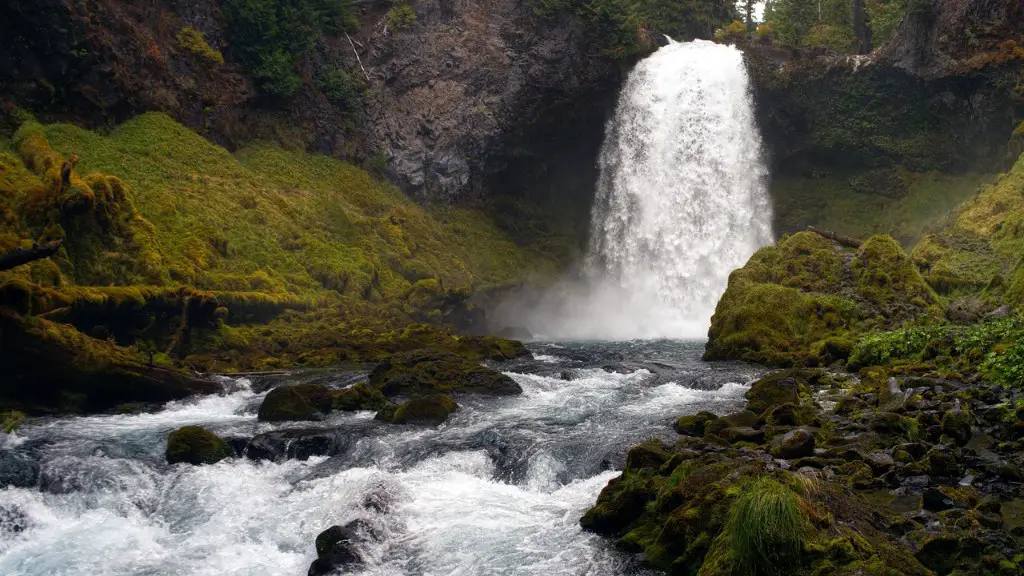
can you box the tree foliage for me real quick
[761,0,916,52]
[221,0,357,99]
[532,0,737,56]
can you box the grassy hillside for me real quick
[0,111,569,378]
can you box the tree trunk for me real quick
[853,0,872,54]
[0,241,62,272]
[807,226,863,249]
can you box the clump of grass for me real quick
[726,476,808,576]
[176,26,224,65]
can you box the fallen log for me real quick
[0,240,63,272]
[807,226,863,249]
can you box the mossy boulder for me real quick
[166,425,229,465]
[774,428,815,459]
[705,231,945,367]
[744,370,814,415]
[331,383,389,412]
[368,349,521,397]
[940,406,973,446]
[390,394,458,425]
[257,383,333,422]
[674,411,719,436]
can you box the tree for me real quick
[743,0,755,30]
[852,0,872,53]
[772,0,818,46]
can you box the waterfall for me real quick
[581,39,773,339]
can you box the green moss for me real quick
[368,349,522,397]
[257,383,332,421]
[851,235,940,318]
[331,383,389,411]
[176,26,224,65]
[0,112,567,390]
[165,425,229,465]
[744,370,815,414]
[390,393,458,425]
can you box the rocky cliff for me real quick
[0,0,621,202]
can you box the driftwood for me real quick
[0,240,63,272]
[346,33,370,82]
[806,226,863,249]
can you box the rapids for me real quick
[0,341,760,576]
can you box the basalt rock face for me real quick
[363,0,620,200]
[0,0,620,203]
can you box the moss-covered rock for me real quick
[390,394,458,425]
[166,425,229,465]
[331,383,389,412]
[744,370,814,415]
[368,349,522,397]
[581,446,929,575]
[705,230,947,367]
[257,383,333,422]
[674,411,719,436]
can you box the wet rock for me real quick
[165,426,229,466]
[257,384,333,422]
[332,383,389,412]
[862,451,895,474]
[369,349,522,397]
[625,440,671,472]
[308,519,375,576]
[777,429,815,459]
[834,395,868,416]
[720,410,759,428]
[765,403,816,427]
[390,394,458,425]
[719,426,766,445]
[0,504,29,535]
[744,372,810,415]
[0,450,39,488]
[673,411,718,436]
[927,449,960,479]
[902,475,930,489]
[224,436,250,457]
[922,487,956,512]
[245,428,354,462]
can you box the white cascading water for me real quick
[510,39,773,340]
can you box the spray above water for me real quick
[504,39,773,340]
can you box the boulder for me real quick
[166,426,229,465]
[390,394,458,425]
[719,426,766,445]
[765,403,816,427]
[0,451,39,487]
[673,411,718,436]
[368,349,521,397]
[926,449,959,479]
[308,519,376,576]
[777,429,815,459]
[257,384,333,422]
[940,406,972,446]
[332,383,389,412]
[245,428,354,462]
[745,371,811,415]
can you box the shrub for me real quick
[315,66,363,115]
[386,4,417,31]
[176,26,224,65]
[713,19,748,43]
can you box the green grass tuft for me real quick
[726,476,809,576]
